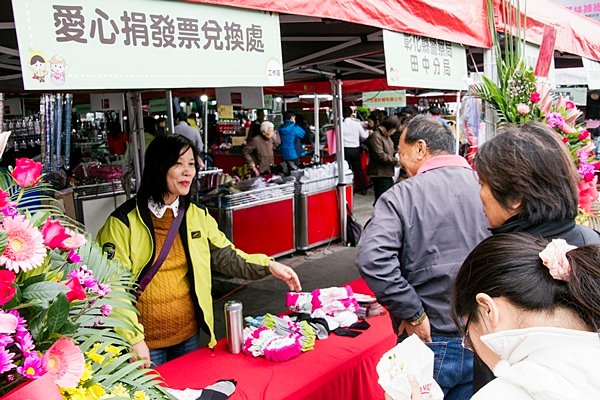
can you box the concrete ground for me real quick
[211,185,376,339]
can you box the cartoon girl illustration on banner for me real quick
[50,55,67,85]
[29,50,48,83]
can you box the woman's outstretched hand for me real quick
[268,260,302,292]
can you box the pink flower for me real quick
[0,215,47,273]
[101,304,112,317]
[579,176,599,213]
[546,112,565,129]
[578,130,590,140]
[62,229,86,250]
[0,189,16,216]
[0,347,16,374]
[65,278,86,303]
[562,136,569,144]
[517,103,530,116]
[15,330,35,355]
[43,338,84,388]
[0,270,16,306]
[530,92,541,103]
[16,353,45,378]
[539,239,577,281]
[565,100,575,110]
[41,218,71,250]
[67,250,82,264]
[561,124,575,135]
[11,158,43,188]
[0,311,18,334]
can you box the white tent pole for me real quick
[313,93,320,163]
[331,78,347,243]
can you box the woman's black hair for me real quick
[138,135,199,206]
[453,232,600,332]
[474,121,579,225]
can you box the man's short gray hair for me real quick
[260,121,274,132]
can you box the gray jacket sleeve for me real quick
[356,191,423,327]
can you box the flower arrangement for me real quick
[0,155,172,399]
[472,0,599,216]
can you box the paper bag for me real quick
[376,334,444,400]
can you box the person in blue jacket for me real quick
[278,111,306,169]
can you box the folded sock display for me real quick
[242,314,316,361]
[286,286,360,317]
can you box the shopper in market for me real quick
[243,120,275,175]
[174,111,204,156]
[107,120,129,156]
[342,106,369,195]
[247,109,266,140]
[367,115,400,202]
[471,121,600,392]
[277,111,305,171]
[97,135,301,367]
[357,115,488,400]
[399,233,600,400]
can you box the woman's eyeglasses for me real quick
[461,314,474,352]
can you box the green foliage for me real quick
[471,0,537,125]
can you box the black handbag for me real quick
[346,203,362,247]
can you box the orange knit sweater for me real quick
[137,209,198,349]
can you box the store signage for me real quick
[362,90,406,109]
[215,87,264,108]
[3,98,23,116]
[383,30,467,90]
[555,87,588,105]
[554,1,600,21]
[11,0,284,90]
[582,57,600,90]
[217,104,234,119]
[90,93,125,111]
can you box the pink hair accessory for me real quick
[538,239,577,281]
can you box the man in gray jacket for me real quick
[357,116,488,400]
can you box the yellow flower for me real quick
[105,345,120,356]
[105,345,121,362]
[87,384,106,399]
[108,383,131,398]
[86,343,105,364]
[80,363,93,382]
[134,391,147,400]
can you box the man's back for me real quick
[357,161,488,335]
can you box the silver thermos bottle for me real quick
[224,300,244,354]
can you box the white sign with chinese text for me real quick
[11,0,283,90]
[555,87,588,106]
[362,90,406,109]
[583,57,600,90]
[383,30,468,90]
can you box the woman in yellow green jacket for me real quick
[97,135,301,367]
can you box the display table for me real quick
[210,183,296,258]
[156,279,395,400]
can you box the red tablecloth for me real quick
[156,279,396,400]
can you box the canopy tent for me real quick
[494,0,600,62]
[187,0,600,63]
[186,0,492,48]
